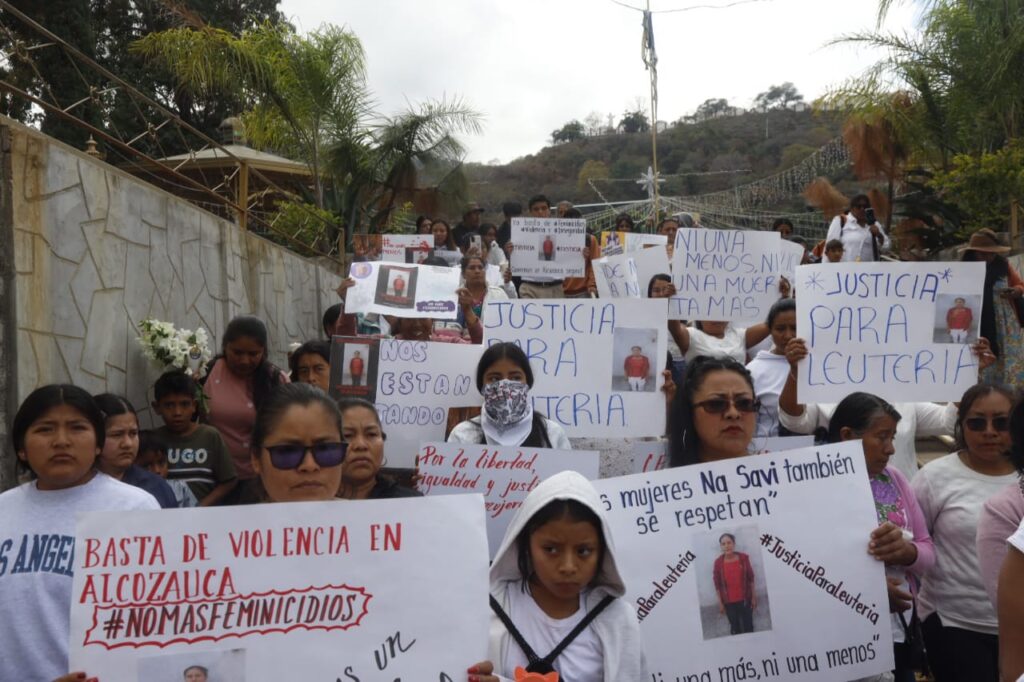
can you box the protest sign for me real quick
[595,246,672,299]
[351,234,383,261]
[510,217,586,277]
[379,234,433,263]
[486,264,503,288]
[483,299,668,437]
[795,261,985,403]
[431,248,464,267]
[630,440,669,474]
[329,336,379,401]
[69,495,489,681]
[669,229,797,323]
[600,231,668,256]
[592,441,892,681]
[346,261,460,320]
[418,443,600,555]
[750,435,815,454]
[374,339,483,467]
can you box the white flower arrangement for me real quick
[137,318,213,379]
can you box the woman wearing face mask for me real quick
[448,342,571,449]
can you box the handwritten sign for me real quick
[346,261,460,320]
[374,339,483,467]
[670,229,795,323]
[592,442,892,681]
[418,443,600,555]
[483,299,668,437]
[630,440,669,474]
[69,496,489,680]
[595,246,672,299]
[750,435,815,454]
[600,231,668,256]
[795,261,985,403]
[510,217,586,278]
[380,234,433,263]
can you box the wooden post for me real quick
[237,161,249,230]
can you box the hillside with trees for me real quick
[464,106,844,212]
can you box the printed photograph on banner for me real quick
[139,649,246,682]
[600,230,624,256]
[405,246,431,264]
[375,265,417,308]
[538,233,556,261]
[932,293,981,344]
[329,336,379,401]
[612,327,657,392]
[697,525,774,640]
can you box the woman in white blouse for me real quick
[825,194,890,262]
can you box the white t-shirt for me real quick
[912,453,1016,634]
[1012,517,1024,553]
[746,349,789,437]
[0,473,159,681]
[502,585,604,681]
[825,214,891,263]
[685,325,747,363]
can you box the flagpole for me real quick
[643,2,660,224]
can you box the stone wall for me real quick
[1,118,342,487]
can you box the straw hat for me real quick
[958,228,1010,254]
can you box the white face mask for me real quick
[483,380,530,427]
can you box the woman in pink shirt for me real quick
[203,316,288,503]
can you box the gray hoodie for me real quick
[488,471,647,681]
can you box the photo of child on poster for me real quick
[138,649,246,682]
[611,327,657,392]
[539,234,556,261]
[374,265,417,309]
[933,293,981,344]
[696,525,773,640]
[329,337,379,401]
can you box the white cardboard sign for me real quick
[418,443,600,556]
[795,261,985,403]
[595,246,672,299]
[483,299,668,438]
[374,339,483,467]
[380,234,433,263]
[592,441,892,681]
[670,229,795,323]
[510,217,586,278]
[346,261,460,320]
[69,496,489,680]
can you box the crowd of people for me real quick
[2,191,1024,682]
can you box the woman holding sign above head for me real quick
[471,470,646,681]
[0,385,159,682]
[667,356,760,467]
[778,337,994,481]
[910,384,1016,682]
[959,228,1024,386]
[448,342,571,450]
[826,393,935,682]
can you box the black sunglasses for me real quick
[694,397,761,415]
[265,442,348,469]
[964,416,1010,432]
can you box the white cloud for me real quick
[280,0,918,163]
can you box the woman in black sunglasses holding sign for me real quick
[668,356,760,467]
[909,384,1016,682]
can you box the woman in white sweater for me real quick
[911,384,1016,682]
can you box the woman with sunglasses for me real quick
[668,356,760,467]
[908,384,1015,682]
[337,398,420,500]
[825,194,889,263]
[828,393,934,682]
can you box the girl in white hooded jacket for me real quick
[470,471,646,682]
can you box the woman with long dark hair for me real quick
[960,228,1024,385]
[448,342,570,449]
[713,533,757,635]
[204,316,289,501]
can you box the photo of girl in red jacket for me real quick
[624,345,651,391]
[714,533,757,635]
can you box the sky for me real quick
[279,0,919,165]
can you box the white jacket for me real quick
[488,471,647,681]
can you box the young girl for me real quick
[92,393,178,508]
[448,342,570,449]
[828,393,935,682]
[0,385,159,682]
[668,356,760,467]
[745,299,796,438]
[476,470,645,681]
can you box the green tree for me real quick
[754,83,803,111]
[619,110,650,134]
[932,140,1024,230]
[695,98,730,120]
[551,120,585,144]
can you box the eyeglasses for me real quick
[264,442,348,469]
[694,397,761,414]
[964,416,1010,432]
